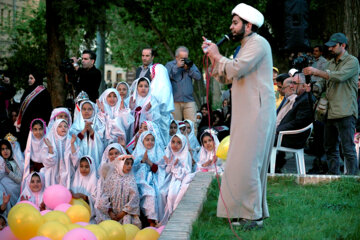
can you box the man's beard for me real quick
[329,51,339,59]
[231,24,246,42]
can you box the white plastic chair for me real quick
[270,123,313,175]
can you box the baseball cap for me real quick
[325,33,348,47]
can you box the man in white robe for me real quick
[202,3,276,229]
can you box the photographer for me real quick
[165,46,201,124]
[71,50,101,102]
[304,33,359,175]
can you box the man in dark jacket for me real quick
[275,72,314,172]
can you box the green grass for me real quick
[191,177,360,240]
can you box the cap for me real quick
[232,3,264,28]
[325,33,348,47]
[273,67,279,73]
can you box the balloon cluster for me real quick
[0,184,163,240]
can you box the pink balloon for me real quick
[17,200,40,211]
[30,237,51,240]
[43,184,72,209]
[76,222,89,226]
[0,226,19,240]
[63,228,97,240]
[157,225,165,234]
[40,210,51,215]
[54,203,72,212]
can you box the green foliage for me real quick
[192,177,360,239]
[3,1,47,89]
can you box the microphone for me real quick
[216,32,233,46]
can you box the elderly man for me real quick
[275,73,314,172]
[165,46,201,123]
[202,3,275,229]
[304,33,359,175]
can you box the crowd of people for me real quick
[0,47,226,230]
[0,4,359,232]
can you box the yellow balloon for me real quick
[84,224,109,240]
[37,221,68,240]
[134,228,160,240]
[123,224,140,240]
[8,204,43,240]
[99,220,126,240]
[66,205,90,223]
[216,135,230,160]
[67,223,82,231]
[70,198,91,214]
[43,210,72,225]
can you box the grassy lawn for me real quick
[191,177,360,240]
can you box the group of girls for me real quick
[0,74,223,229]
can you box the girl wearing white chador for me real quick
[0,139,23,207]
[47,107,72,131]
[100,143,126,168]
[22,118,47,190]
[18,172,45,209]
[184,119,201,169]
[98,88,134,144]
[71,155,97,223]
[132,131,167,223]
[42,119,73,188]
[196,130,223,173]
[149,64,174,145]
[116,82,132,141]
[160,133,192,225]
[69,100,105,171]
[95,156,141,228]
[129,77,161,138]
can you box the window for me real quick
[107,70,111,81]
[116,73,122,82]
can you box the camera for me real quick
[183,58,193,68]
[292,55,314,84]
[60,58,75,74]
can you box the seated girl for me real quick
[97,88,134,144]
[70,100,105,171]
[169,120,178,138]
[47,107,72,131]
[129,77,160,138]
[71,155,97,223]
[196,131,223,173]
[160,134,192,225]
[96,155,141,228]
[0,139,23,207]
[42,119,73,188]
[19,172,46,210]
[22,119,47,189]
[132,131,167,226]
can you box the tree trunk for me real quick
[46,0,65,107]
[343,0,360,56]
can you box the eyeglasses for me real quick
[290,81,303,85]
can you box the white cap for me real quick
[232,3,264,28]
[288,68,298,77]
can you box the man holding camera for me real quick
[304,33,360,175]
[72,50,101,102]
[165,46,201,123]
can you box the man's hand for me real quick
[176,58,185,68]
[2,77,10,84]
[202,36,222,64]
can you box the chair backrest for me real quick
[276,122,314,148]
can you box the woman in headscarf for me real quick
[22,118,47,190]
[18,172,46,210]
[69,100,105,171]
[42,119,73,188]
[47,107,72,131]
[129,77,160,138]
[132,131,167,226]
[71,155,98,223]
[97,88,134,145]
[16,73,53,151]
[160,133,192,225]
[95,155,141,228]
[0,139,23,207]
[149,64,174,145]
